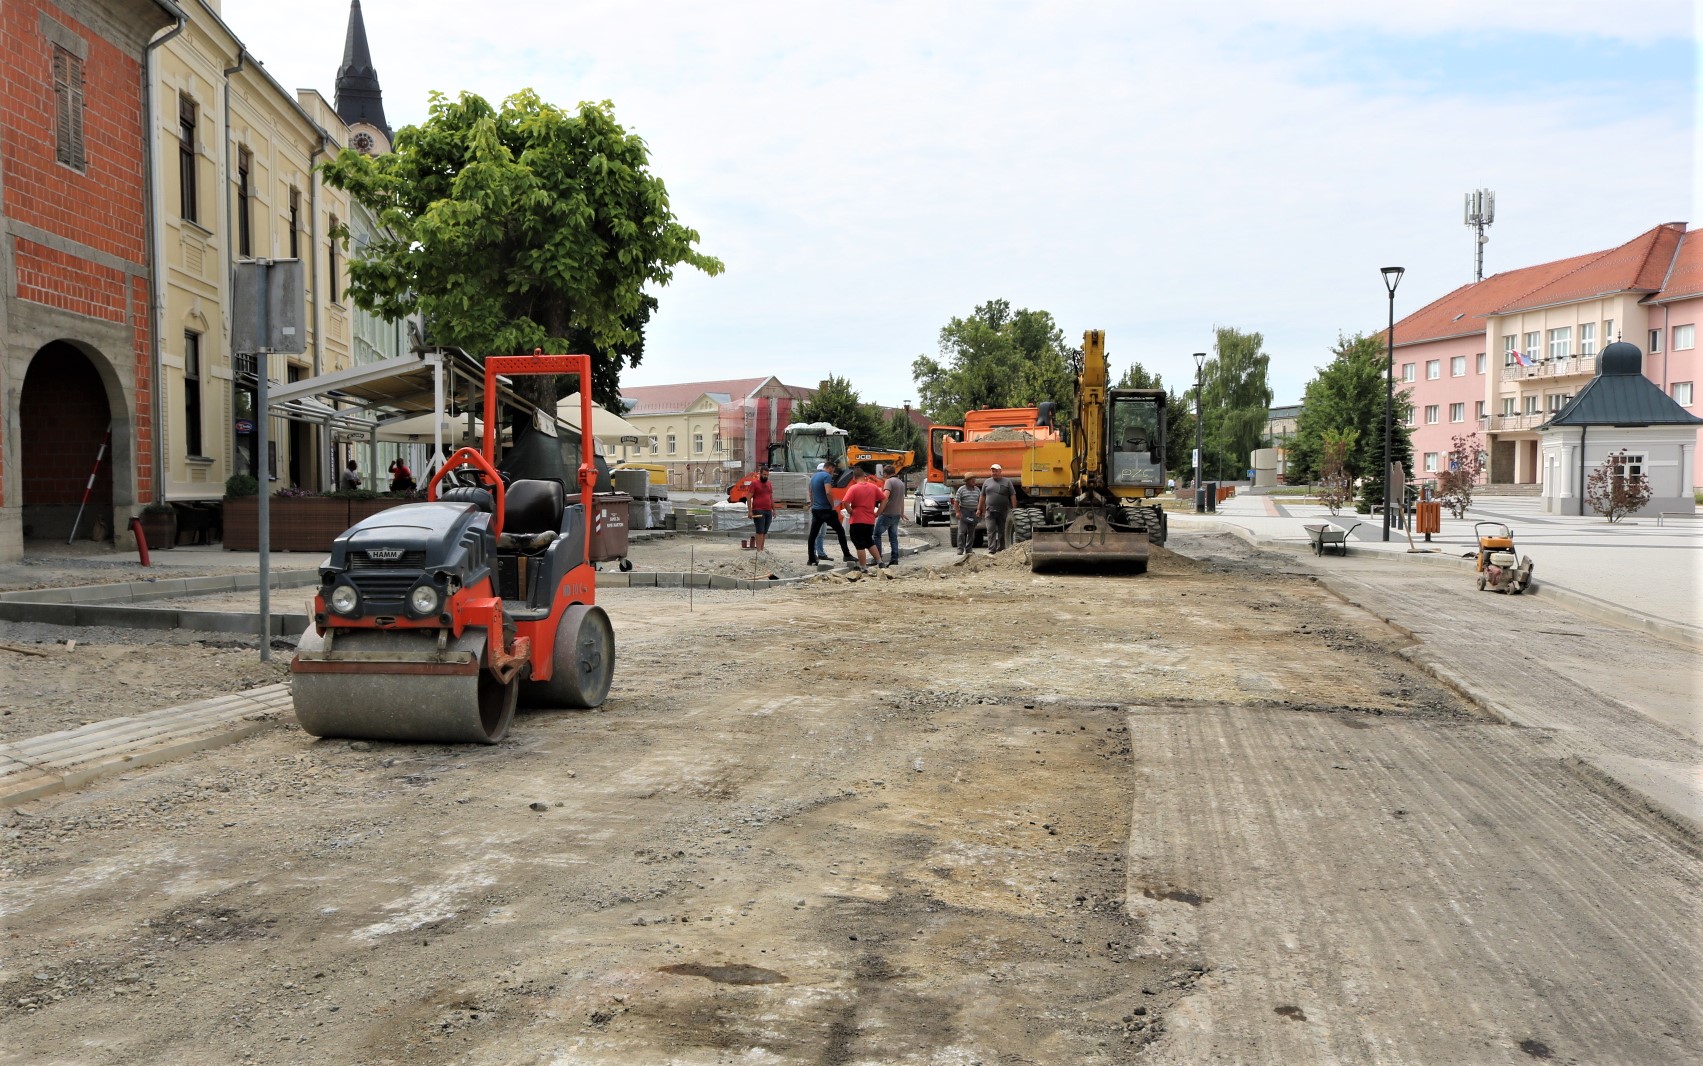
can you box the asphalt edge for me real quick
[1184,519,1703,846]
[1181,517,1701,649]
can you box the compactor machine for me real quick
[290,352,614,744]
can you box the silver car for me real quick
[911,481,954,525]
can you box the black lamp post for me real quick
[1192,351,1206,511]
[1380,266,1405,541]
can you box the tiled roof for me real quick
[620,377,811,416]
[1390,223,1693,347]
[1391,254,1596,347]
[1494,223,1687,314]
[1647,231,1703,304]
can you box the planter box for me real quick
[223,496,421,551]
[348,497,416,525]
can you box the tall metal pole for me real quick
[1380,267,1403,541]
[256,260,272,660]
[1193,352,1206,511]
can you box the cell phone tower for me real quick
[1464,188,1495,282]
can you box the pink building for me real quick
[1392,222,1699,488]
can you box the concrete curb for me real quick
[0,683,292,805]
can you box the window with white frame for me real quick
[1579,321,1596,355]
[1673,381,1694,406]
[1449,402,1465,422]
[1501,335,1518,365]
[1475,400,1487,420]
[1610,453,1646,479]
[1402,363,1416,382]
[1547,327,1571,360]
[1477,352,1487,374]
[1649,329,1663,353]
[1675,324,1695,351]
[1423,452,1439,473]
[1501,397,1516,417]
[649,437,659,454]
[1451,356,1466,377]
[1604,318,1615,343]
[1424,404,1439,424]
[666,433,677,454]
[1522,395,1540,415]
[1404,408,1416,427]
[693,432,704,453]
[1426,360,1441,380]
[1523,332,1540,361]
[1548,393,1570,413]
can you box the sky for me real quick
[218,0,1698,409]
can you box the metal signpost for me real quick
[233,258,304,661]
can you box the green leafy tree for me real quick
[1115,363,1163,390]
[1166,387,1196,481]
[793,375,885,445]
[1289,334,1412,498]
[883,409,926,457]
[912,300,1074,424]
[320,89,722,414]
[1198,327,1274,480]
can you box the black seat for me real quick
[504,479,566,536]
[438,485,494,513]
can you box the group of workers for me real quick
[742,457,1020,570]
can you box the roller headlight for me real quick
[329,584,360,615]
[408,584,442,616]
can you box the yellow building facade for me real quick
[150,0,352,502]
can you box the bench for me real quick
[1304,522,1362,557]
[1656,512,1701,527]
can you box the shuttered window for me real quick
[52,46,85,170]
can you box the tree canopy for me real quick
[319,89,722,412]
[793,375,886,446]
[1288,333,1413,509]
[1198,327,1275,480]
[911,300,1075,425]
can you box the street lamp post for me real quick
[1192,351,1206,511]
[1380,266,1405,541]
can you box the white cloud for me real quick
[221,0,1695,405]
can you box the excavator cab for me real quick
[1107,390,1166,492]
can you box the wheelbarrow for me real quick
[1304,522,1362,556]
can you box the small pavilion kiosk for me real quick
[1538,341,1701,516]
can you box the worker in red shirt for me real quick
[838,471,886,572]
[746,466,775,551]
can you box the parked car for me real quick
[911,480,954,525]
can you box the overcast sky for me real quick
[220,0,1697,409]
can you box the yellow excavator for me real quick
[1028,330,1168,573]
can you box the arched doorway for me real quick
[20,342,117,542]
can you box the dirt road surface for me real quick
[2,530,1698,1063]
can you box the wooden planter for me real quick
[138,510,177,552]
[222,496,416,552]
[348,497,415,525]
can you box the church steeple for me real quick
[335,0,391,145]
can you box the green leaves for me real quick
[913,300,1075,425]
[318,89,722,409]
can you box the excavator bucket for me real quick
[1029,513,1150,573]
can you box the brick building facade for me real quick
[0,0,177,559]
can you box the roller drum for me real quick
[292,625,518,744]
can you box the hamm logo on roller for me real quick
[365,548,406,561]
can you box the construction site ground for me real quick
[1,525,1698,1064]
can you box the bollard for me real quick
[129,516,152,567]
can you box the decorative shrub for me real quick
[224,473,259,499]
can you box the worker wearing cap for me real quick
[979,463,1017,554]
